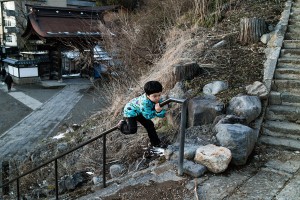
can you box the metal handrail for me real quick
[160,97,187,176]
[0,98,187,199]
[0,125,118,199]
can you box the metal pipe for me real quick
[0,125,118,189]
[17,178,20,200]
[178,100,187,176]
[159,97,186,107]
[55,159,58,200]
[160,97,188,176]
[103,135,106,188]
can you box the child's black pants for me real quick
[120,114,161,146]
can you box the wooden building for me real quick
[20,4,118,82]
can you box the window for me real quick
[6,36,12,43]
[4,20,12,27]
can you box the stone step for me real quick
[259,135,300,150]
[291,4,300,8]
[277,57,300,67]
[262,120,300,140]
[265,104,300,122]
[287,25,300,33]
[288,19,300,25]
[289,14,300,20]
[269,91,300,106]
[280,48,300,58]
[271,79,300,93]
[283,40,300,48]
[291,8,300,13]
[275,67,300,80]
[285,33,300,40]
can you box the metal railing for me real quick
[0,97,187,199]
[159,97,187,176]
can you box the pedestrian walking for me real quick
[4,73,13,92]
[1,67,6,81]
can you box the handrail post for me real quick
[55,159,58,200]
[178,100,187,176]
[160,98,188,176]
[17,178,20,200]
[103,134,106,188]
[2,161,9,196]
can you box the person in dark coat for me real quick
[1,67,6,81]
[4,73,13,92]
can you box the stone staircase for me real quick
[260,1,300,150]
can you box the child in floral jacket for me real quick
[119,81,166,148]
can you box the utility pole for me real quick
[0,1,5,67]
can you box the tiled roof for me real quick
[22,4,118,39]
[3,57,49,65]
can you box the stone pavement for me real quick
[77,149,300,200]
[0,79,91,162]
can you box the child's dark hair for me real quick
[144,81,163,95]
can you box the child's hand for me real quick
[155,103,162,113]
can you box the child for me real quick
[119,81,167,148]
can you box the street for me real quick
[0,78,104,159]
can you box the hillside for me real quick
[88,0,286,199]
[11,0,287,199]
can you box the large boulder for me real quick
[194,144,232,173]
[215,123,258,165]
[188,95,224,127]
[226,95,261,124]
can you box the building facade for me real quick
[0,0,97,53]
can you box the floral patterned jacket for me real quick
[123,94,166,119]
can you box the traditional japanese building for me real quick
[16,4,118,83]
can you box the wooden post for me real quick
[239,17,266,44]
[57,47,62,82]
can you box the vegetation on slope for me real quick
[9,0,285,198]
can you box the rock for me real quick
[245,81,268,99]
[214,115,247,126]
[168,82,186,99]
[194,144,232,173]
[203,80,228,95]
[59,171,89,193]
[92,176,103,185]
[110,164,125,178]
[56,142,68,153]
[188,95,225,127]
[215,123,258,165]
[166,143,198,161]
[185,125,216,146]
[165,106,181,130]
[183,159,207,177]
[227,95,261,124]
[261,33,271,44]
[212,40,227,48]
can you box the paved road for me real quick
[0,78,102,162]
